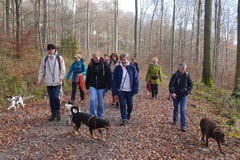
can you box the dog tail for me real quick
[71,106,79,114]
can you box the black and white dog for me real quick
[65,101,81,125]
[7,96,25,111]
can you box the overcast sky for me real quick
[119,0,135,13]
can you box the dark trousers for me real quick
[71,82,85,102]
[47,85,61,112]
[119,91,133,120]
[151,84,158,98]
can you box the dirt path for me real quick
[0,77,239,159]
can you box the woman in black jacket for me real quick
[85,51,112,118]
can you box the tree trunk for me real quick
[170,0,176,74]
[181,0,189,63]
[114,0,119,53]
[190,1,196,65]
[87,0,90,59]
[15,0,21,58]
[42,0,47,49]
[202,0,213,87]
[6,0,10,36]
[234,0,240,91]
[159,0,164,65]
[215,0,221,83]
[196,0,201,77]
[134,0,138,58]
[148,0,158,56]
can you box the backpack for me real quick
[44,54,61,70]
[72,60,84,73]
[174,72,189,88]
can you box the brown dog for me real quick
[200,117,225,154]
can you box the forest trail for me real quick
[0,76,239,159]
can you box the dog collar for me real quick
[213,127,218,137]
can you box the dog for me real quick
[71,106,110,141]
[200,117,225,154]
[65,101,81,125]
[7,96,25,111]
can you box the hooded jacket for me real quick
[66,58,87,82]
[112,62,139,96]
[38,52,66,86]
[85,57,112,90]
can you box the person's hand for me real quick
[172,93,177,99]
[36,82,41,86]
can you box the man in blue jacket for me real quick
[112,53,139,126]
[66,54,87,103]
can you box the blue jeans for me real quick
[47,85,61,112]
[173,96,187,129]
[90,87,106,118]
[119,91,133,121]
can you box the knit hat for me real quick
[47,44,56,50]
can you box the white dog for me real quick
[65,102,81,125]
[7,96,25,111]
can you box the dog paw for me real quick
[75,131,79,135]
[102,138,106,142]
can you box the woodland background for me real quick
[0,0,240,136]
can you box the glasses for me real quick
[48,48,55,50]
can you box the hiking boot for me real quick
[56,110,61,121]
[127,113,131,120]
[116,102,119,107]
[49,112,56,121]
[172,122,177,125]
[181,128,186,132]
[120,120,127,126]
[112,102,116,106]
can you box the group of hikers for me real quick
[37,43,193,131]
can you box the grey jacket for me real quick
[38,52,66,86]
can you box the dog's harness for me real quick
[213,127,218,137]
[87,116,97,130]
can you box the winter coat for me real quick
[38,52,66,86]
[66,58,87,82]
[145,64,163,84]
[169,70,193,99]
[112,62,139,96]
[85,57,112,90]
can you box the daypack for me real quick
[44,54,61,70]
[72,60,84,73]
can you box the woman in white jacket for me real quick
[37,44,66,121]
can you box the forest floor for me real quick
[0,75,240,160]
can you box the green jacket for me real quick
[145,64,163,84]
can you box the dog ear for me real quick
[71,106,79,114]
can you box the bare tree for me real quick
[114,0,118,53]
[234,0,240,91]
[159,0,164,65]
[42,0,47,50]
[134,0,138,58]
[87,0,90,59]
[202,0,213,87]
[170,0,176,74]
[6,0,10,36]
[15,0,21,58]
[196,0,201,75]
[148,0,159,56]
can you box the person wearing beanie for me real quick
[37,43,66,121]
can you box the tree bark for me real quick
[234,0,240,91]
[170,0,176,74]
[15,0,21,58]
[202,0,213,87]
[114,0,119,53]
[42,0,48,49]
[6,0,10,36]
[134,0,138,58]
[87,0,90,59]
[159,0,164,65]
[196,0,201,76]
